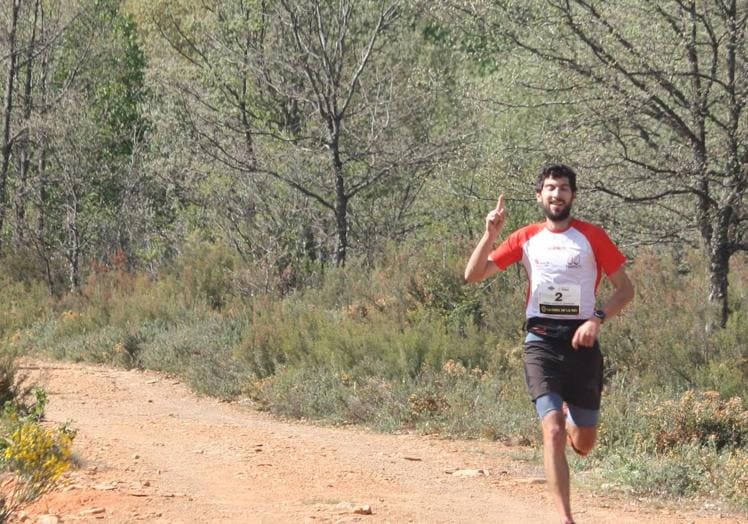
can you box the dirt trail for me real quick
[15,359,744,523]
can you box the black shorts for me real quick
[523,336,604,411]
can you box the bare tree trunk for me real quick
[706,234,730,332]
[333,163,347,266]
[65,199,81,293]
[701,0,742,331]
[0,0,21,250]
[32,0,54,294]
[37,88,53,294]
[15,0,41,245]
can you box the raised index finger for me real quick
[496,194,504,212]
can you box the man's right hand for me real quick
[465,194,505,283]
[485,194,506,236]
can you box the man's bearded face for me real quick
[537,176,575,222]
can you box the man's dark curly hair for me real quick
[535,164,578,193]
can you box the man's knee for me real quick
[541,412,567,446]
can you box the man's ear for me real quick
[535,192,542,203]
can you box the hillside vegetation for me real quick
[0,0,746,516]
[0,242,746,511]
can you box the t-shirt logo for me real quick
[567,254,581,269]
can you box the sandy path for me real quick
[15,360,743,523]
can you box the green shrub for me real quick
[0,239,746,514]
[138,315,246,398]
[593,383,748,508]
[593,446,748,507]
[602,249,747,399]
[404,360,536,443]
[235,294,499,382]
[0,279,54,339]
[244,355,538,443]
[245,366,352,423]
[0,355,32,412]
[636,390,747,453]
[39,326,131,364]
[0,356,76,521]
[178,237,240,310]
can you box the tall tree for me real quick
[13,0,41,246]
[2,0,154,292]
[454,0,748,329]
[140,0,459,267]
[0,0,21,250]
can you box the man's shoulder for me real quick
[497,222,545,251]
[510,222,546,237]
[571,219,625,262]
[570,218,611,237]
[491,222,545,267]
[501,222,545,246]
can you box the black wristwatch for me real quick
[592,309,606,323]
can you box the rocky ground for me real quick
[12,359,746,523]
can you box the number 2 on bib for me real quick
[539,284,581,315]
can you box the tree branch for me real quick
[593,184,696,203]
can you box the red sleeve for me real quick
[490,223,544,270]
[574,220,627,275]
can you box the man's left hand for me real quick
[572,319,601,349]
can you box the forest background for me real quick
[0,0,746,516]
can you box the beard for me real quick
[541,201,573,222]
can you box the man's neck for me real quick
[545,217,573,232]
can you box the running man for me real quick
[463,164,634,524]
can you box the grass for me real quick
[0,241,745,512]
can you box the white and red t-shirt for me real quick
[490,219,626,320]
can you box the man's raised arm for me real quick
[464,194,505,283]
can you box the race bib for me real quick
[539,284,581,315]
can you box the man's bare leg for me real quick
[541,410,574,524]
[563,401,598,456]
[566,424,597,456]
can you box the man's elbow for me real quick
[464,263,487,284]
[464,271,481,284]
[623,281,635,305]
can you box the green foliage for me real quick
[603,249,748,396]
[0,277,54,340]
[403,360,535,442]
[593,380,748,508]
[0,239,745,512]
[136,315,246,398]
[246,366,354,425]
[0,418,75,520]
[112,333,145,370]
[237,296,473,380]
[0,356,33,419]
[245,360,537,442]
[178,237,240,310]
[58,0,149,159]
[594,446,748,504]
[82,266,187,327]
[0,355,75,521]
[637,391,746,454]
